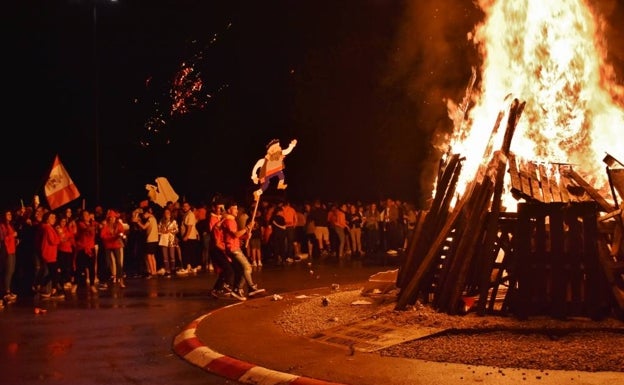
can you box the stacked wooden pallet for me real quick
[395,98,624,320]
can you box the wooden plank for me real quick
[578,203,605,319]
[519,162,533,198]
[598,209,622,222]
[397,154,462,290]
[566,169,615,212]
[508,153,523,194]
[395,190,469,310]
[609,169,624,202]
[439,177,494,314]
[509,202,535,319]
[597,238,624,311]
[476,152,512,315]
[531,206,549,315]
[548,204,567,318]
[528,162,544,202]
[558,166,574,202]
[549,173,563,202]
[612,221,623,258]
[539,164,553,203]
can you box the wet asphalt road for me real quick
[0,257,392,385]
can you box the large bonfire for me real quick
[445,0,624,207]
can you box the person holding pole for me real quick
[222,200,265,300]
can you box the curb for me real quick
[173,306,347,385]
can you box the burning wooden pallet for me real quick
[508,155,615,212]
[395,98,624,320]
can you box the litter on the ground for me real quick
[351,300,373,306]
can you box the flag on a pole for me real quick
[45,155,81,210]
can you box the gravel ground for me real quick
[274,288,624,372]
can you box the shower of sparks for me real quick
[137,23,232,148]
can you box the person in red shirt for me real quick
[100,210,127,288]
[281,201,297,261]
[56,216,76,294]
[222,201,265,299]
[328,203,348,258]
[208,202,239,299]
[75,209,98,293]
[39,211,63,299]
[1,209,19,302]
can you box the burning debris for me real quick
[394,0,624,321]
[395,97,624,321]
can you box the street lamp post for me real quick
[93,3,100,204]
[91,0,116,205]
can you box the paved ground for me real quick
[0,256,385,385]
[3,255,622,385]
[178,283,624,385]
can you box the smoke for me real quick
[383,1,483,204]
[590,0,624,94]
[591,0,624,60]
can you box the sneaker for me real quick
[210,289,230,299]
[157,268,166,276]
[5,292,17,301]
[248,287,266,297]
[230,289,247,302]
[176,268,188,276]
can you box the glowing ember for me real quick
[447,0,624,205]
[138,24,232,148]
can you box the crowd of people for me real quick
[0,194,420,308]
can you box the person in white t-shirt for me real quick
[133,206,159,278]
[180,202,201,274]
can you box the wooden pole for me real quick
[245,195,262,249]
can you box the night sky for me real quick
[6,1,624,211]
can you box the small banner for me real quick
[45,155,81,210]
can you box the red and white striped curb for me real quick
[173,308,347,385]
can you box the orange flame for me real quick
[447,0,624,206]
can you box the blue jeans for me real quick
[228,249,255,290]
